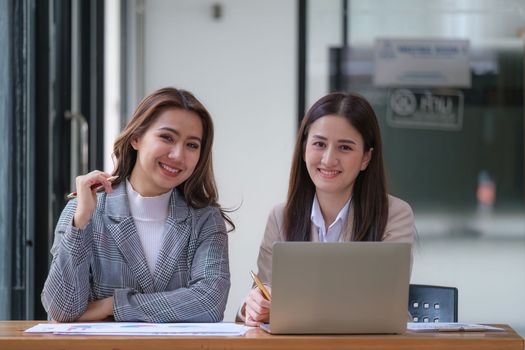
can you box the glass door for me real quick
[303,0,525,334]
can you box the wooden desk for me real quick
[0,321,523,350]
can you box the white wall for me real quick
[104,0,121,174]
[143,0,296,321]
[411,238,525,327]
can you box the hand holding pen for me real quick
[245,271,272,327]
[66,175,118,200]
[250,270,272,301]
[71,171,117,229]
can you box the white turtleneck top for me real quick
[126,179,171,275]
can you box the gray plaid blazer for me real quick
[41,182,230,323]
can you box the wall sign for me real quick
[374,38,471,88]
[387,88,464,131]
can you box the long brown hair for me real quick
[284,92,387,241]
[112,87,234,230]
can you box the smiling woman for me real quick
[239,92,416,326]
[304,115,373,225]
[129,109,203,196]
[41,87,233,323]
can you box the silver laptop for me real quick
[261,242,411,334]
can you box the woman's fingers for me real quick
[77,171,114,196]
[244,315,260,327]
[78,297,114,321]
[249,288,271,311]
[73,170,114,229]
[245,287,271,325]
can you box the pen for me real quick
[66,175,119,200]
[250,270,272,301]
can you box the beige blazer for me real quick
[256,194,415,285]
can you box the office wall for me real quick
[411,238,525,328]
[142,0,296,320]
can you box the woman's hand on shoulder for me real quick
[73,170,114,229]
[244,285,271,326]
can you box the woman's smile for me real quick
[317,168,342,179]
[159,161,182,177]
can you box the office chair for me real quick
[408,284,458,323]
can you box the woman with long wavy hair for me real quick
[42,87,233,323]
[240,92,415,326]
